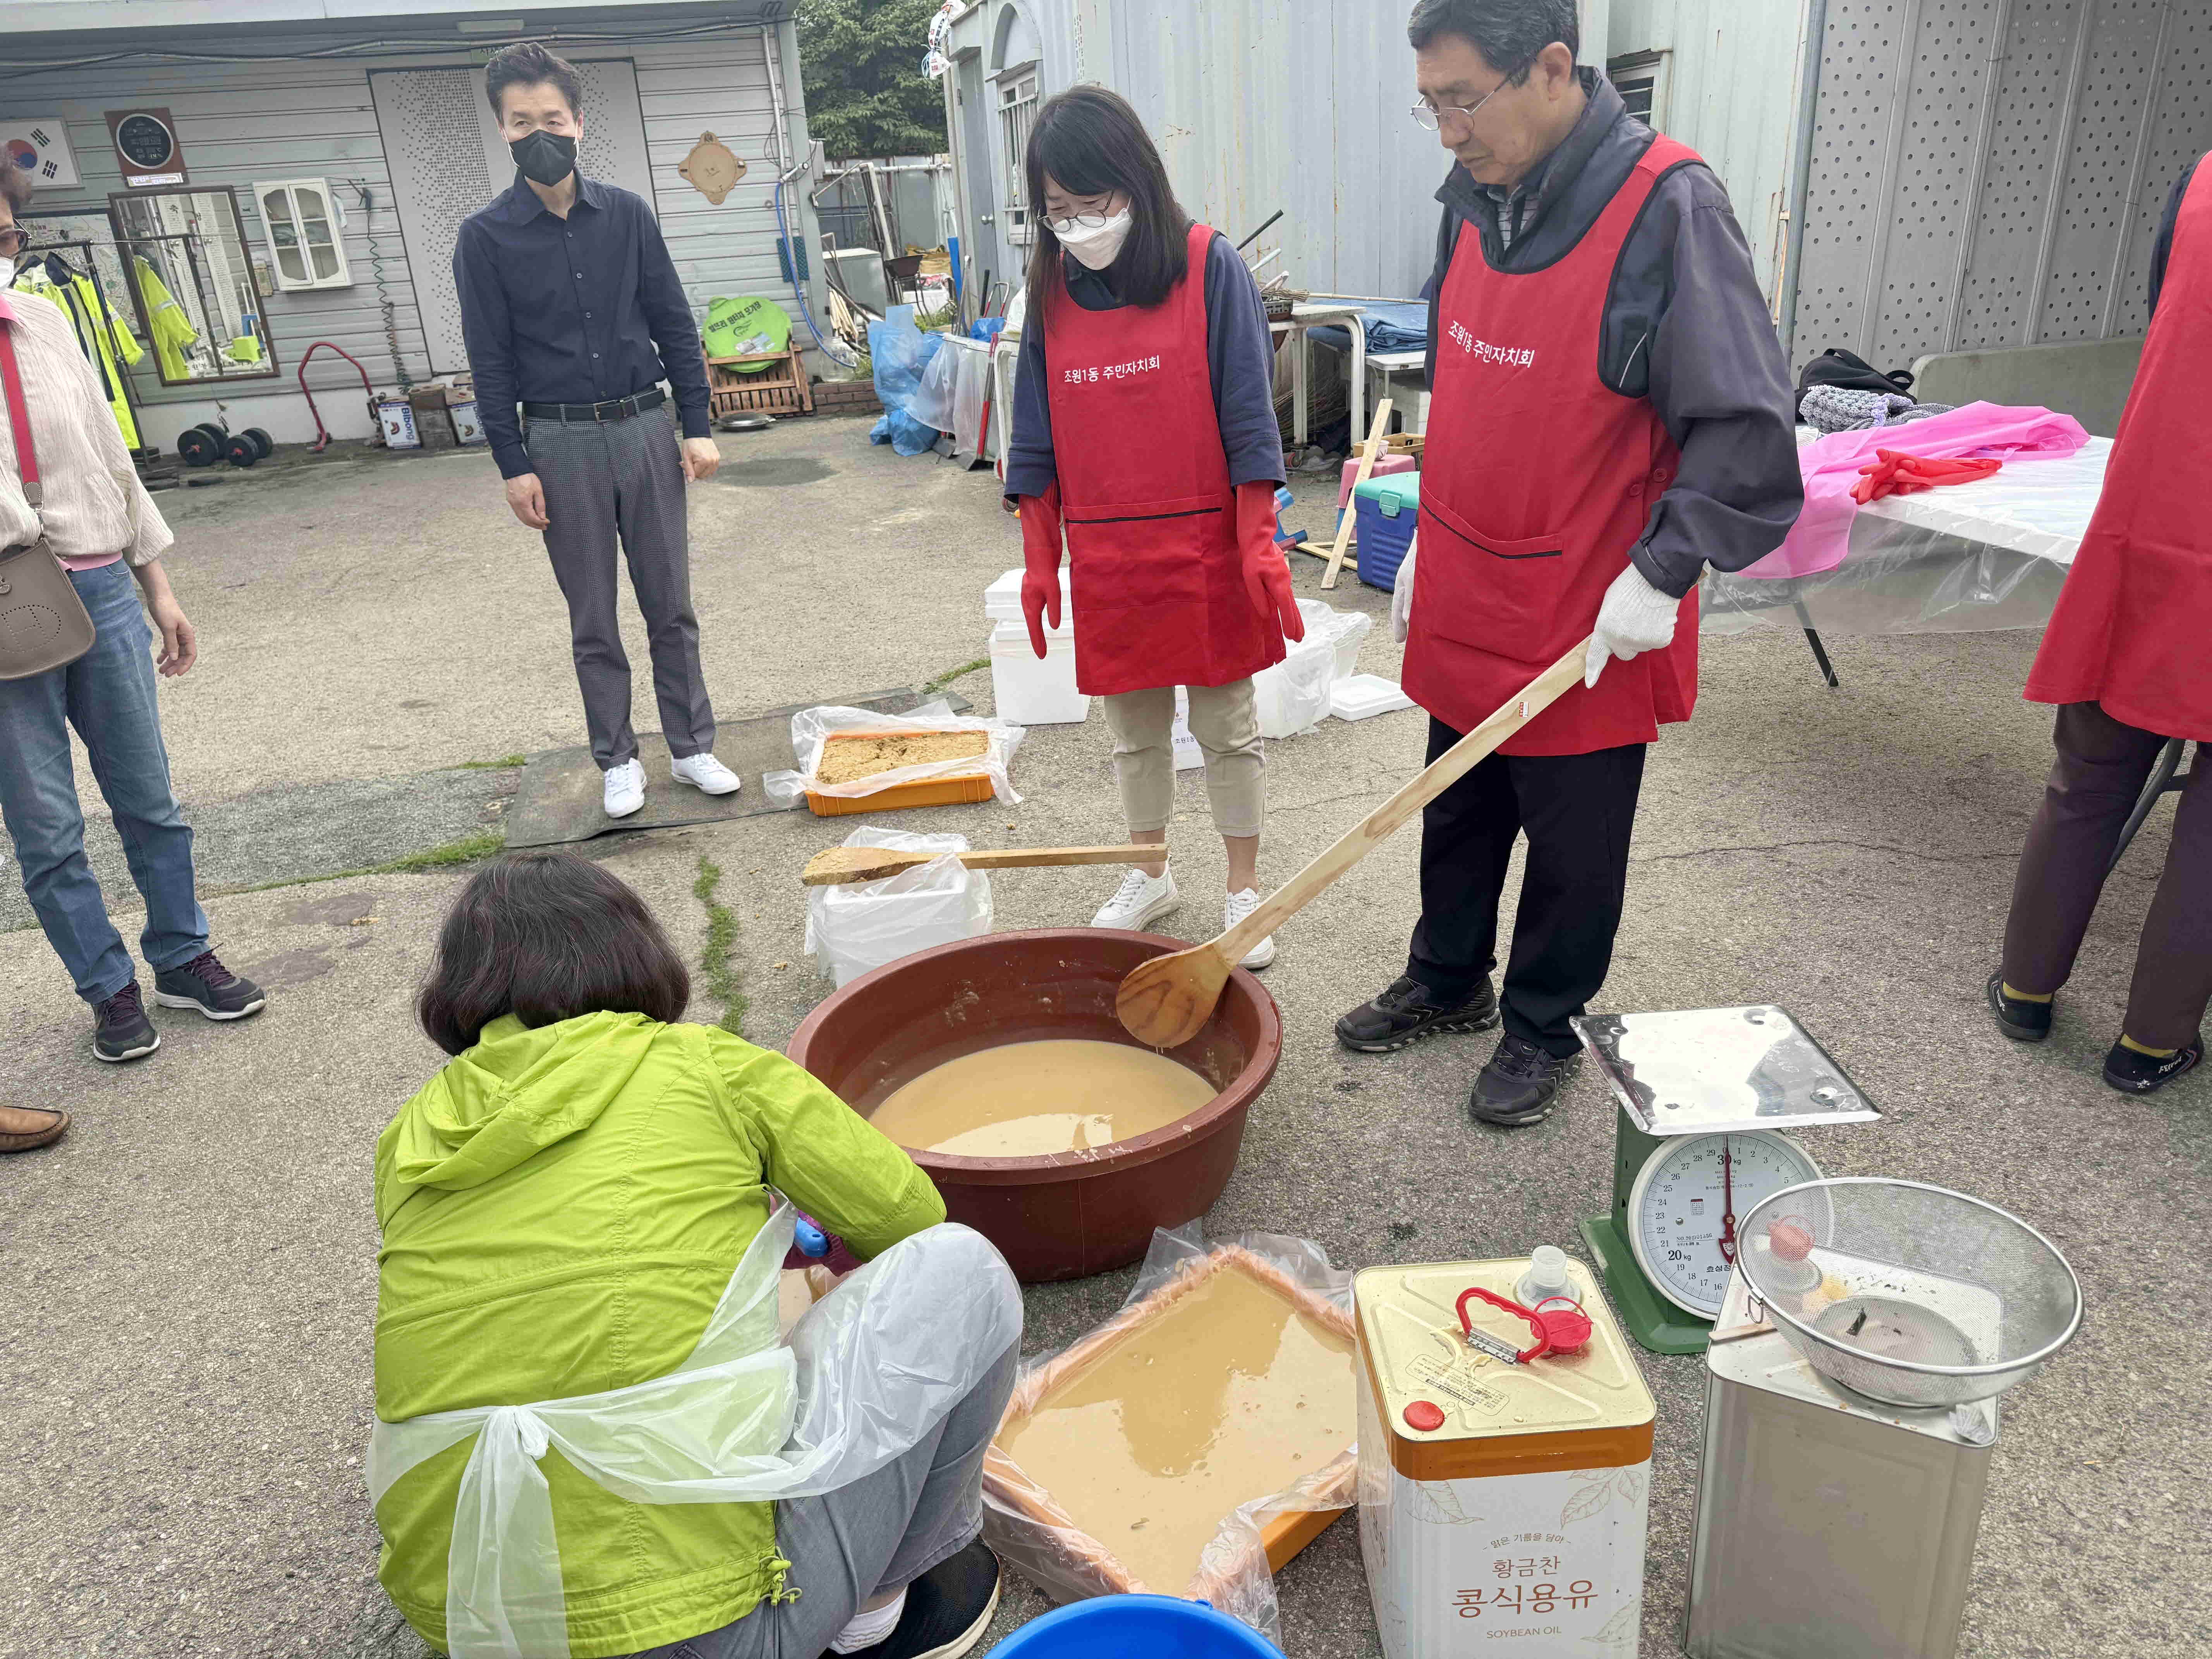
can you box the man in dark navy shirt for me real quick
[455,41,738,819]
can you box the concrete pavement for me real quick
[2,417,2204,1657]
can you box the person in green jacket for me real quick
[371,852,1022,1659]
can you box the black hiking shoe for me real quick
[1470,1034,1577,1127]
[845,1539,1000,1659]
[1335,975,1499,1053]
[93,982,160,1063]
[2101,1036,2202,1096]
[154,951,266,1021]
[1986,973,2052,1042]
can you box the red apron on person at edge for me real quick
[1405,135,1703,755]
[1042,221,1284,697]
[2024,154,2212,744]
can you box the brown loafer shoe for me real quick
[0,1104,70,1153]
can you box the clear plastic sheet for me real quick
[1704,440,2108,637]
[760,699,1027,808]
[982,1223,1359,1650]
[804,826,995,988]
[368,1206,1023,1659]
[1255,600,1372,739]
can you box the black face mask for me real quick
[510,129,577,187]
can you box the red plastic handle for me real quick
[1457,1285,1548,1364]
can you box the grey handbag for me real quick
[0,317,97,680]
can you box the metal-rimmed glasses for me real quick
[0,226,32,259]
[1410,77,1512,131]
[1046,202,1116,233]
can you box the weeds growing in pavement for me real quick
[694,854,748,1036]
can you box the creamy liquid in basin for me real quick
[997,1265,1357,1592]
[867,1039,1217,1157]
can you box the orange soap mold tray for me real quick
[804,729,996,817]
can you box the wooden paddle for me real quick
[802,843,1163,886]
[1116,640,1592,1048]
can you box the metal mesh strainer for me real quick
[1738,1178,2083,1408]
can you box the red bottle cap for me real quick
[1402,1400,1446,1432]
[1533,1298,1594,1354]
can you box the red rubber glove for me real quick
[1235,479,1304,644]
[1017,483,1064,659]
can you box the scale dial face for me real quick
[1626,1130,1822,1318]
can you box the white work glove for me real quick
[1391,532,1417,643]
[1584,563,1681,688]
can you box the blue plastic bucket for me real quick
[987,1596,1277,1656]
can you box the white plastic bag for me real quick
[982,1223,1358,1649]
[805,826,994,987]
[1253,600,1374,739]
[369,1204,1023,1659]
[763,699,1027,809]
[908,337,962,433]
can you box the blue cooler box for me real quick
[1352,472,1420,591]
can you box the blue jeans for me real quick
[0,561,208,1003]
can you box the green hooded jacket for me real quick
[372,1012,946,1657]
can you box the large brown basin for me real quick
[786,928,1281,1281]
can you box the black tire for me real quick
[244,427,274,459]
[223,434,259,468]
[177,426,220,467]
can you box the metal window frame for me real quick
[996,62,1040,247]
[1606,48,1674,131]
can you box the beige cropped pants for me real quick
[1099,680,1265,840]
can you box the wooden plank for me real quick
[1320,397,1392,590]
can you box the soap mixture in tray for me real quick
[815,730,989,785]
[867,1039,1217,1157]
[997,1264,1357,1592]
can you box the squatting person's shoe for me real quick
[1470,1033,1578,1128]
[154,951,267,1021]
[1985,973,2052,1042]
[1334,975,1498,1053]
[1092,866,1179,931]
[843,1539,1001,1659]
[93,981,160,1062]
[2101,1035,2202,1095]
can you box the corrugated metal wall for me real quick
[2,26,812,441]
[1792,0,2212,368]
[1605,0,1808,306]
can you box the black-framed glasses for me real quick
[0,227,31,258]
[1047,204,1115,231]
[1411,77,1511,131]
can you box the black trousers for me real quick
[1405,717,1648,1057]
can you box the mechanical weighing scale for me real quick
[1572,1006,1883,1354]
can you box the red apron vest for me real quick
[2024,153,2212,743]
[1042,222,1282,696]
[1404,135,1702,755]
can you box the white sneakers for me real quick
[1089,867,1278,971]
[1224,887,1277,970]
[672,752,743,796]
[602,752,742,819]
[1092,866,1181,931]
[603,758,646,819]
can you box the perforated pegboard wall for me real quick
[1793,0,2212,369]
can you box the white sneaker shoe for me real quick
[1224,887,1277,970]
[603,758,646,819]
[1092,866,1180,931]
[671,752,743,796]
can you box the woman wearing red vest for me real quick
[1003,86,1302,967]
[1987,149,2211,1096]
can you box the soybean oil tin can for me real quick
[1356,1258,1656,1657]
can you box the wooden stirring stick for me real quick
[1116,640,1592,1048]
[802,843,1164,886]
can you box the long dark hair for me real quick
[417,851,690,1054]
[1022,85,1192,326]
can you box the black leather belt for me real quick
[520,387,666,423]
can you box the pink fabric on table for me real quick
[1748,401,2089,579]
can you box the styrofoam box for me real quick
[988,621,1090,725]
[1331,673,1414,720]
[983,566,1074,630]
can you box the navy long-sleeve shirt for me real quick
[453,172,712,480]
[1003,230,1283,500]
[2148,153,2199,318]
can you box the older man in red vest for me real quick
[1986,148,2211,1096]
[1335,0,1802,1126]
